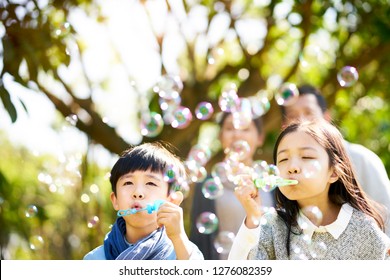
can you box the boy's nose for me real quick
[132,193,144,199]
[132,188,145,199]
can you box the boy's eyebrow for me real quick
[146,174,163,181]
[277,147,317,156]
[120,173,163,181]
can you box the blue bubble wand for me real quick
[117,200,165,217]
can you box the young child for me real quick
[83,142,204,260]
[229,119,390,260]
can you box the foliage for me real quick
[0,132,114,259]
[1,0,390,259]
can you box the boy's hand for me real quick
[234,175,263,229]
[156,191,185,240]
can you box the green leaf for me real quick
[0,82,18,123]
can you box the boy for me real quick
[84,142,203,260]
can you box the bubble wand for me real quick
[117,200,165,217]
[254,176,298,189]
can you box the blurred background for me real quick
[1,0,389,259]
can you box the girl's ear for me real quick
[110,192,119,210]
[328,169,339,184]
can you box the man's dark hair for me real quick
[280,84,328,120]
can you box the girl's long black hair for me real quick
[272,119,385,256]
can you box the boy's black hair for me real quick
[280,84,328,120]
[109,142,186,195]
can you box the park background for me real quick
[1,0,389,259]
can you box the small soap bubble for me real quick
[65,114,78,126]
[154,74,183,100]
[252,160,269,180]
[170,179,190,199]
[249,94,270,118]
[268,164,280,176]
[184,160,207,183]
[309,241,327,259]
[275,83,299,106]
[87,216,100,228]
[54,22,71,38]
[196,212,219,234]
[140,112,164,137]
[303,160,322,178]
[202,178,224,199]
[226,140,251,161]
[214,231,235,254]
[171,106,192,129]
[302,205,323,226]
[337,66,359,87]
[29,235,44,250]
[211,162,229,183]
[218,83,240,112]
[25,205,38,218]
[187,144,212,167]
[164,165,178,183]
[195,101,214,120]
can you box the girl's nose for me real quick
[288,165,300,174]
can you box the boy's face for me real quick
[111,169,169,228]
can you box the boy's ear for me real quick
[110,192,119,210]
[168,191,183,206]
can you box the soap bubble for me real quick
[140,112,164,137]
[337,66,359,87]
[214,231,235,254]
[195,102,214,120]
[302,205,323,226]
[25,205,38,218]
[202,178,224,199]
[171,106,192,129]
[196,212,219,234]
[275,83,299,106]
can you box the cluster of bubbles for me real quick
[140,76,271,137]
[141,63,359,138]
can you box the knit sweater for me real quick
[247,205,390,260]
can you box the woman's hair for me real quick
[109,142,186,195]
[218,111,264,135]
[272,119,385,255]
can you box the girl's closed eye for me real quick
[123,181,133,186]
[278,158,288,164]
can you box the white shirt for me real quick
[228,204,354,260]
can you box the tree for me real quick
[1,0,390,259]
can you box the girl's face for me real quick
[110,169,169,229]
[219,114,263,163]
[276,131,338,206]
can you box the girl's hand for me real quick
[234,174,263,229]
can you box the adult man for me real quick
[281,84,390,236]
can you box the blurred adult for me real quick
[189,112,276,259]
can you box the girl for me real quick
[229,119,390,260]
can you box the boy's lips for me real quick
[131,202,143,209]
